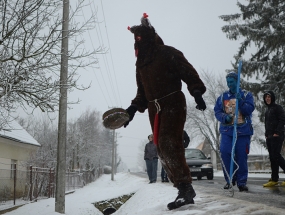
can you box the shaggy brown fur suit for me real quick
[129,22,206,187]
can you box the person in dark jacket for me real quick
[214,71,255,192]
[263,91,285,187]
[124,14,206,210]
[161,130,190,182]
[144,134,158,183]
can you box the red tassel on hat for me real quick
[153,113,159,145]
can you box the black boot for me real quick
[238,185,248,192]
[167,183,196,210]
[224,183,232,189]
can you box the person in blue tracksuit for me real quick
[214,71,255,192]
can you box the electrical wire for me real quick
[100,0,122,107]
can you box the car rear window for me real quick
[185,149,207,159]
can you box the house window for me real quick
[10,159,17,179]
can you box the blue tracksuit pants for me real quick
[220,134,250,186]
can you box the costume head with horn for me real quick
[128,13,164,58]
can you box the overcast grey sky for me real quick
[67,0,246,170]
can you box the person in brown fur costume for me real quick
[124,13,206,210]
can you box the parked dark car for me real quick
[185,148,213,180]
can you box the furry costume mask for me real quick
[128,13,163,58]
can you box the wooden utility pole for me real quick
[111,129,115,181]
[55,0,69,213]
[115,132,117,174]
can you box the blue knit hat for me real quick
[226,71,238,80]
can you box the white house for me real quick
[0,120,40,199]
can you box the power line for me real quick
[100,0,122,107]
[79,3,113,106]
[91,1,120,106]
[79,1,123,108]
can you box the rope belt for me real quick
[149,90,180,145]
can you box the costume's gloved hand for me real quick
[225,114,233,123]
[124,105,138,128]
[193,91,206,111]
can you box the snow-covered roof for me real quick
[0,120,40,147]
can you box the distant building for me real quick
[0,120,40,198]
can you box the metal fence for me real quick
[0,164,103,209]
[65,168,103,192]
[0,164,30,211]
[29,166,55,201]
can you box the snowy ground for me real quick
[1,171,284,215]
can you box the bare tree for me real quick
[18,108,113,170]
[18,115,58,168]
[0,0,104,127]
[66,109,112,171]
[185,70,226,156]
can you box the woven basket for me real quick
[102,108,130,130]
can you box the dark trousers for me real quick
[145,158,158,182]
[266,135,285,182]
[161,167,168,180]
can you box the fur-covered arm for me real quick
[170,47,206,96]
[130,69,148,113]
